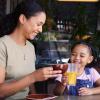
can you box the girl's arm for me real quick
[78,78,100,96]
[53,80,68,96]
[79,68,100,96]
[91,68,100,94]
[91,78,100,94]
[53,73,69,95]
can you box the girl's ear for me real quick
[19,14,27,24]
[88,56,94,64]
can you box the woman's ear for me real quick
[88,56,94,64]
[19,14,27,24]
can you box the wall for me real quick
[0,0,6,20]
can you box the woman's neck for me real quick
[9,27,26,46]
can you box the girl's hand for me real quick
[61,73,68,86]
[32,67,62,82]
[78,87,93,96]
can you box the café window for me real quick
[6,0,23,14]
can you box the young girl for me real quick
[53,41,100,96]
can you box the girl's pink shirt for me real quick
[56,68,100,86]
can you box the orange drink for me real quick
[65,63,77,86]
[67,72,77,85]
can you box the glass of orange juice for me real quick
[66,63,77,86]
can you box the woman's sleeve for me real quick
[0,41,7,68]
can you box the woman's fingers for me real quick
[39,67,62,79]
[45,67,62,78]
[33,67,62,82]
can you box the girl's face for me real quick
[70,44,93,68]
[20,12,46,40]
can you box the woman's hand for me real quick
[78,87,93,96]
[32,67,62,82]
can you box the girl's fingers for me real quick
[78,88,92,96]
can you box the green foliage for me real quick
[37,0,57,17]
[71,4,89,40]
[37,0,57,31]
[92,31,100,49]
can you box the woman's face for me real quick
[22,12,46,40]
[70,44,93,68]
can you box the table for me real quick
[21,94,100,100]
[54,95,100,100]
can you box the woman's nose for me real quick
[38,26,42,33]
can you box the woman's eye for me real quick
[37,24,41,26]
[37,22,44,26]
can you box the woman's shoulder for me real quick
[26,40,33,46]
[0,35,14,47]
[0,35,8,46]
[0,35,10,43]
[0,36,9,53]
[26,40,35,49]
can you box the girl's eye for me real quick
[71,53,76,56]
[80,54,85,57]
[80,55,85,57]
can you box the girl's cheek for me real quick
[70,58,74,62]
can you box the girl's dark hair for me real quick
[0,0,45,37]
[71,41,98,68]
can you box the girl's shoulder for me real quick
[88,67,99,73]
[89,68,100,82]
[85,67,99,75]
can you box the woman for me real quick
[0,0,61,99]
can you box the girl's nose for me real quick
[75,55,80,59]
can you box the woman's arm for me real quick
[0,66,36,98]
[0,66,61,98]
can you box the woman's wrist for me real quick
[28,73,36,84]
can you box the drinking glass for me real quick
[65,63,77,86]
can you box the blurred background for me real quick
[0,0,100,66]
